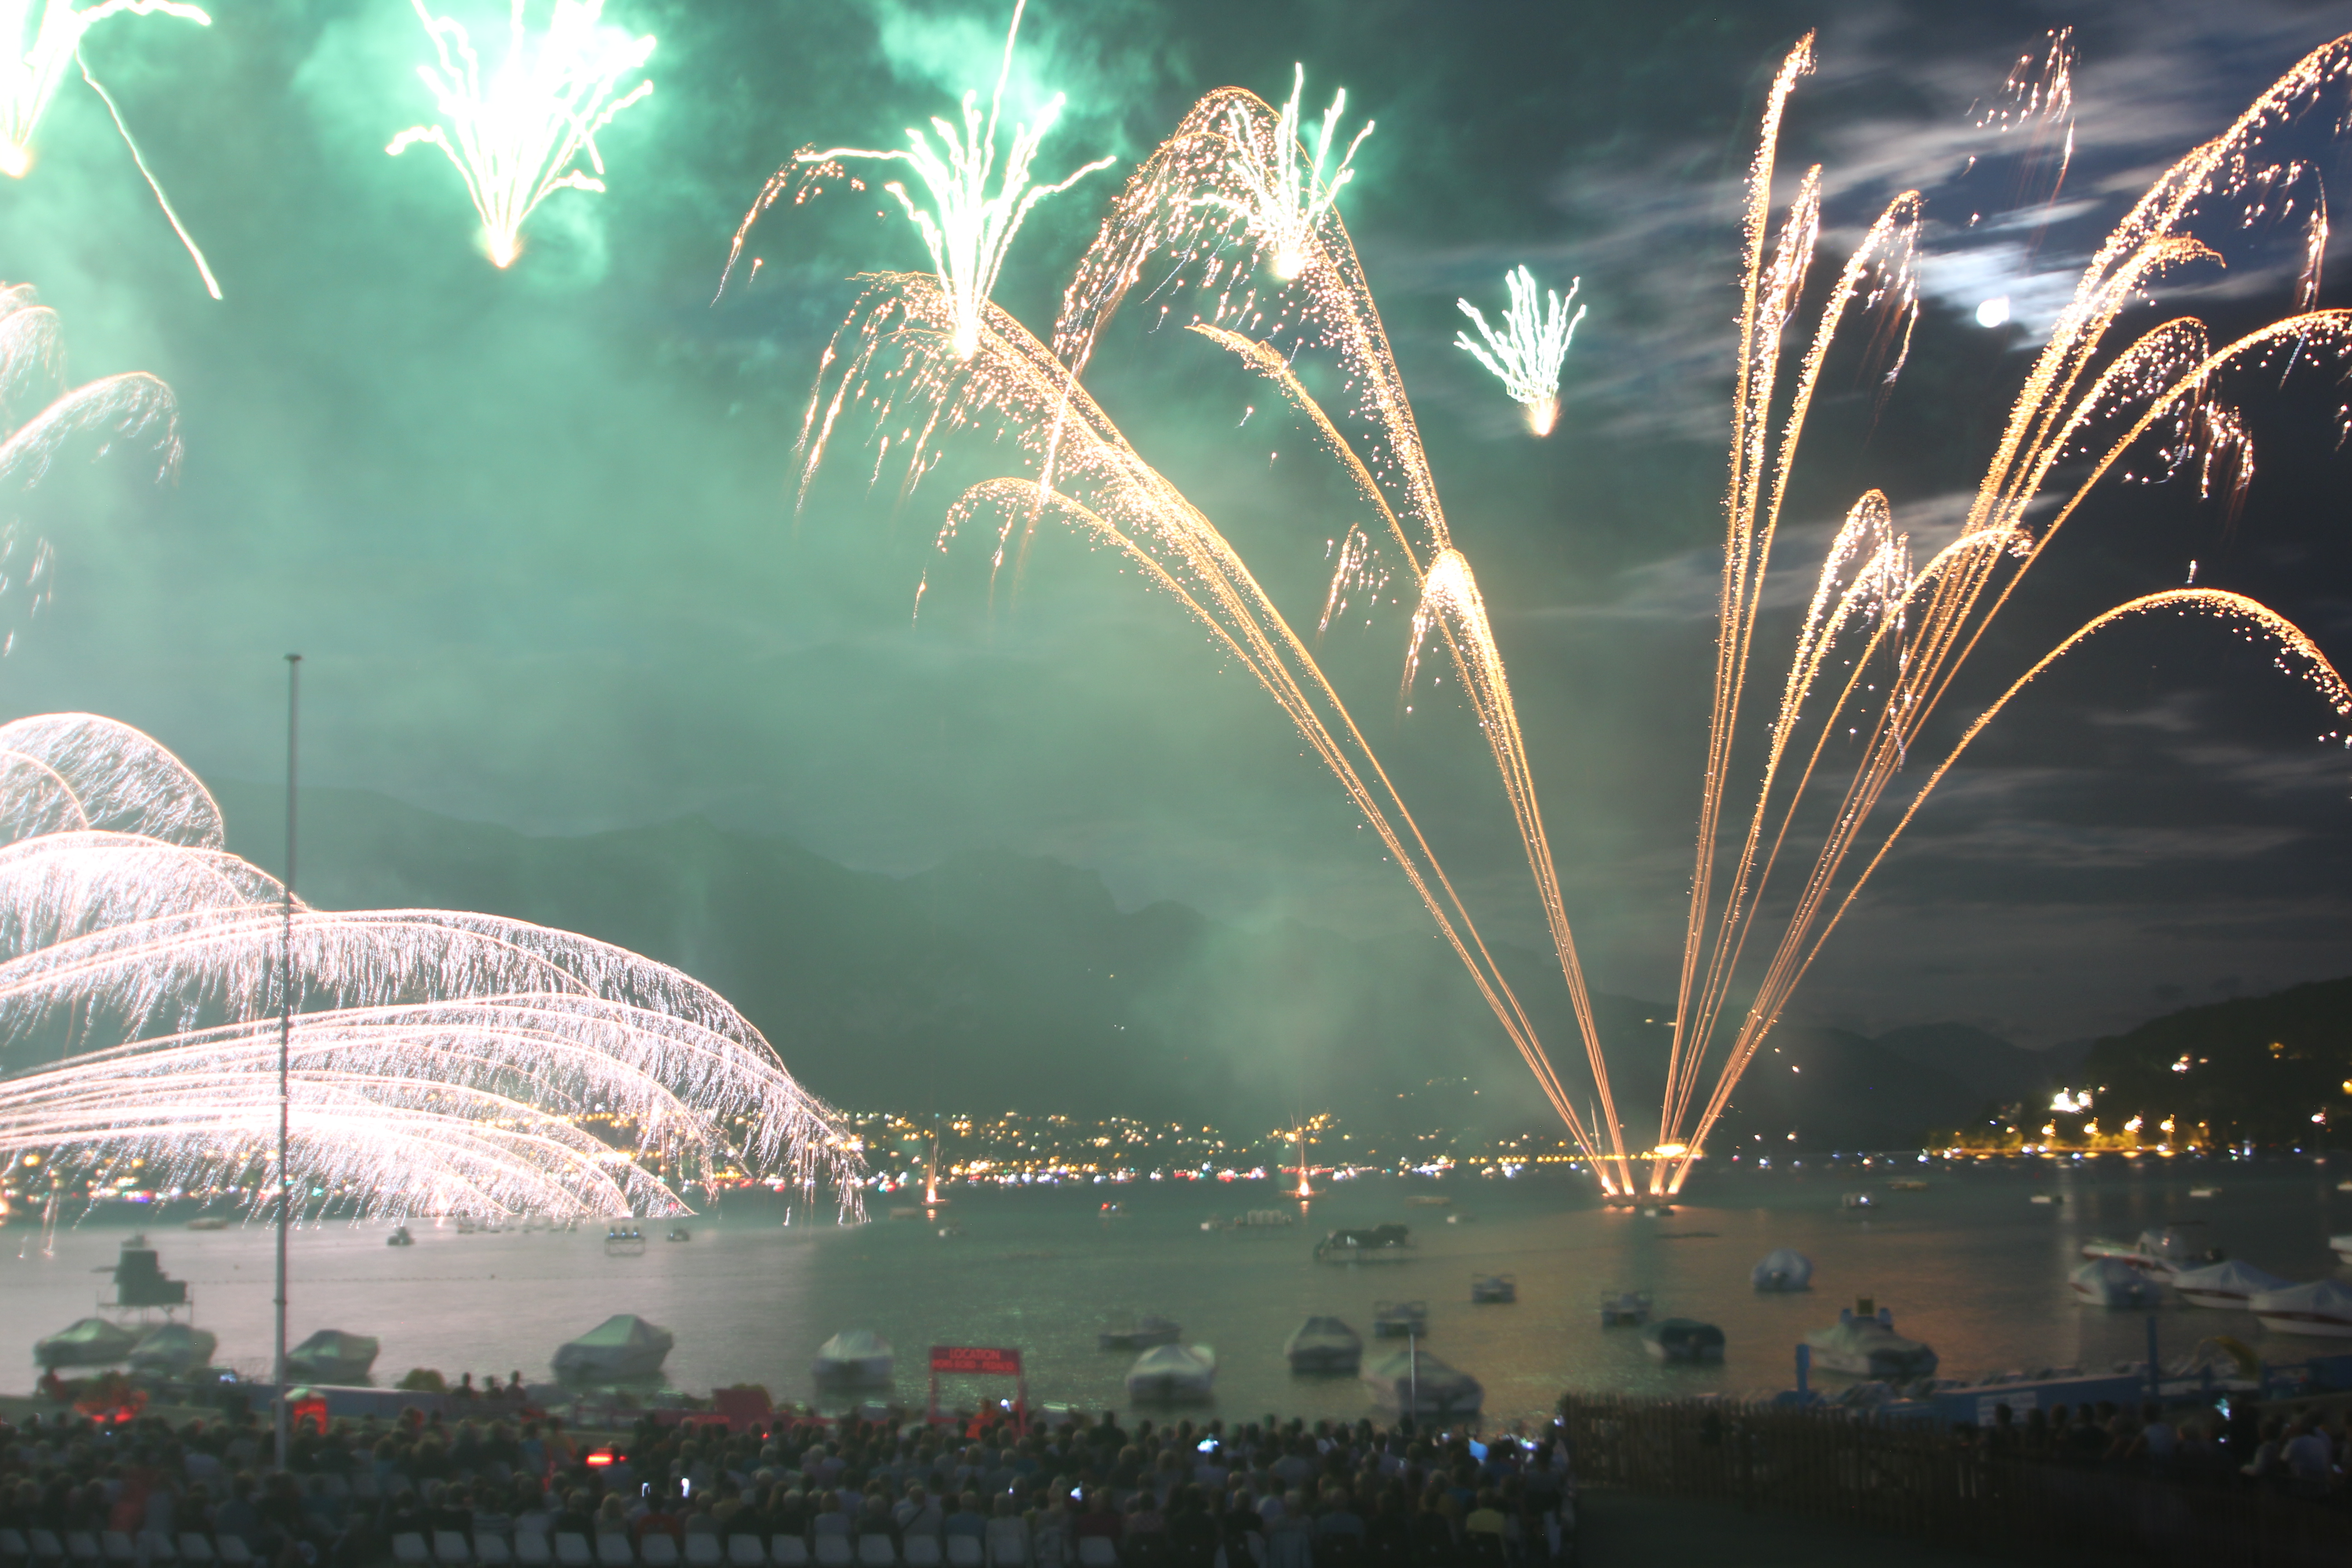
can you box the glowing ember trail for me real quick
[791,32,2352,1201]
[730,0,1110,361]
[0,0,220,297]
[1456,266,1584,436]
[387,0,654,270]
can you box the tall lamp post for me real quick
[273,653,300,1472]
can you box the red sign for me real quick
[929,1345,1022,1377]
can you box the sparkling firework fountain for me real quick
[0,0,220,297]
[387,0,654,270]
[787,36,2352,1199]
[722,0,1111,363]
[1456,265,1584,436]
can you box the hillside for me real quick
[208,781,2108,1149]
[2081,976,2352,1145]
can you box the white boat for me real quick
[1124,1343,1215,1402]
[1599,1291,1651,1328]
[811,1329,893,1388]
[2251,1280,2352,1338]
[2329,1234,2352,1264]
[2171,1259,2290,1309]
[1804,1304,1937,1379]
[2071,1259,2166,1308]
[2030,1194,2057,1205]
[285,1329,380,1384]
[2189,1186,2221,1199]
[1360,1347,1482,1419]
[1751,1247,1813,1291]
[2080,1228,2209,1278]
[553,1313,673,1378]
[1284,1316,1362,1373]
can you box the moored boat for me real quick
[34,1317,140,1369]
[1360,1347,1481,1419]
[1751,1248,1813,1292]
[2171,1259,2290,1310]
[1599,1291,1651,1328]
[1470,1274,1516,1304]
[1840,1192,1874,1211]
[1284,1316,1362,1373]
[810,1329,893,1388]
[1313,1224,1413,1263]
[553,1314,672,1378]
[1099,1314,1182,1351]
[1804,1303,1937,1380]
[386,1226,413,1247]
[184,1217,229,1232]
[1372,1300,1428,1338]
[1124,1343,1215,1402]
[127,1322,217,1373]
[2250,1280,2352,1338]
[2071,1259,2166,1309]
[287,1329,381,1384]
[2329,1234,2352,1265]
[1640,1318,1725,1363]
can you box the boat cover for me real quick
[1360,1348,1482,1417]
[1751,1248,1813,1291]
[34,1318,140,1368]
[128,1323,218,1371]
[1126,1343,1216,1400]
[1284,1316,1362,1369]
[2250,1280,2352,1325]
[554,1314,674,1378]
[286,1330,382,1382]
[812,1330,893,1382]
[2170,1259,2289,1303]
[2072,1258,2163,1306]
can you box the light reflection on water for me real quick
[1,1161,2345,1426]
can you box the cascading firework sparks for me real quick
[725,0,1110,362]
[792,34,2352,1201]
[0,712,866,1220]
[386,0,654,270]
[1456,266,1585,436]
[0,0,221,297]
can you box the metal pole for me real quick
[273,654,300,1471]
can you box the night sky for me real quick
[0,0,2348,1066]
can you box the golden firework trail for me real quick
[0,713,866,1219]
[0,0,220,297]
[794,34,2352,1200]
[1456,266,1584,436]
[725,0,1111,362]
[387,0,654,270]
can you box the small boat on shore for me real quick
[2072,1258,2166,1308]
[1751,1248,1813,1292]
[1284,1316,1362,1373]
[1804,1303,1937,1380]
[1099,1314,1181,1351]
[286,1329,380,1384]
[1641,1318,1725,1364]
[1361,1347,1481,1419]
[554,1314,673,1379]
[2250,1280,2352,1338]
[1372,1300,1428,1338]
[2171,1259,2288,1309]
[128,1323,217,1373]
[1599,1291,1651,1328]
[1470,1274,1516,1303]
[1124,1343,1215,1402]
[1313,1224,1413,1263]
[34,1317,140,1369]
[811,1329,893,1389]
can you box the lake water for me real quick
[4,1159,2348,1427]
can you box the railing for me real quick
[1558,1395,2352,1568]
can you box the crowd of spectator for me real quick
[0,1406,1577,1567]
[1975,1395,2352,1498]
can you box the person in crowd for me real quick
[943,1489,988,1546]
[894,1480,943,1542]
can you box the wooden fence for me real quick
[1558,1396,2352,1568]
